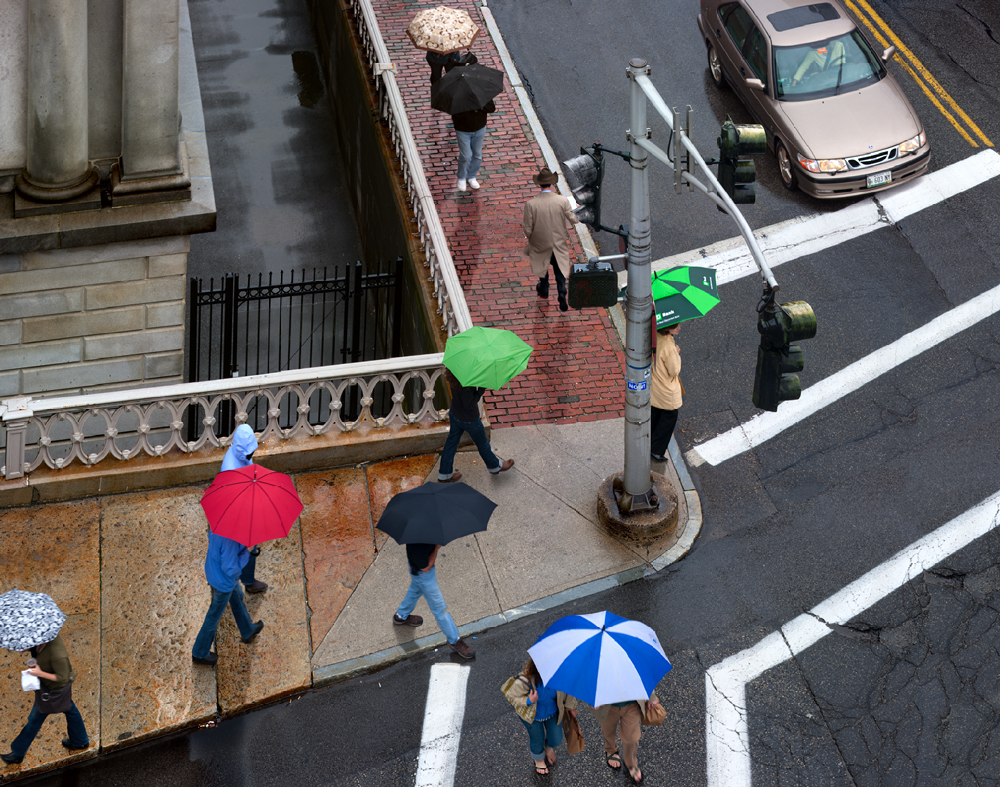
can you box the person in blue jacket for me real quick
[192,531,265,665]
[220,424,268,594]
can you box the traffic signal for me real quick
[752,300,817,412]
[563,146,605,230]
[717,118,766,204]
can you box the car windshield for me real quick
[774,30,884,100]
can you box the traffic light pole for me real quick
[629,72,779,292]
[619,57,656,512]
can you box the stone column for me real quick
[15,0,98,202]
[118,0,186,188]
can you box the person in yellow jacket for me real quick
[650,322,682,462]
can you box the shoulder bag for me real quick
[34,681,74,715]
[500,674,536,723]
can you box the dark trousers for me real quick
[651,407,678,458]
[240,550,257,586]
[11,701,89,756]
[536,254,567,300]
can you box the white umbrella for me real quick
[0,589,66,651]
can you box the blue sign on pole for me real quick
[627,380,648,391]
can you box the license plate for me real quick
[867,170,892,188]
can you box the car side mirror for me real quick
[881,45,896,63]
[745,77,765,91]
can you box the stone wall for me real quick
[0,237,188,397]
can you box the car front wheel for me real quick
[776,142,797,191]
[708,44,725,88]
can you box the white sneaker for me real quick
[468,178,481,190]
[456,178,467,191]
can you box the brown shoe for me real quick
[449,637,476,660]
[244,580,268,594]
[393,613,423,627]
[438,472,463,483]
[491,458,514,474]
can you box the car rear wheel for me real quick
[708,44,725,88]
[776,142,797,191]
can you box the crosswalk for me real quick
[415,664,471,787]
[706,488,1000,787]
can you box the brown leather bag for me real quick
[561,710,585,753]
[641,695,666,726]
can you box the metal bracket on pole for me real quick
[672,106,693,194]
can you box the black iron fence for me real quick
[188,259,404,437]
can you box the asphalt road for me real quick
[20,2,1000,786]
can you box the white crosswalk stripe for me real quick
[415,664,470,787]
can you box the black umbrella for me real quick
[376,482,497,545]
[431,63,504,115]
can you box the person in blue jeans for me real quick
[2,634,89,765]
[192,531,265,665]
[393,543,475,660]
[220,424,269,594]
[438,370,514,483]
[506,657,578,775]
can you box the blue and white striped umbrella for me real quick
[527,611,671,706]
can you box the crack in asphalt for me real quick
[747,543,1000,786]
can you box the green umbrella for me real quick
[651,265,720,328]
[443,327,533,389]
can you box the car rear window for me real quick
[768,3,840,32]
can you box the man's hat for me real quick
[533,167,559,186]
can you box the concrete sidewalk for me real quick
[0,418,699,782]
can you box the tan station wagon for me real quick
[697,0,930,198]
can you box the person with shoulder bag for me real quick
[502,657,578,775]
[592,692,664,785]
[2,634,89,764]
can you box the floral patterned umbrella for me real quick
[407,6,481,54]
[0,590,66,651]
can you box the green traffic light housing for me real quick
[717,118,767,205]
[752,299,817,412]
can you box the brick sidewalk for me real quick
[374,1,626,427]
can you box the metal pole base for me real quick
[598,471,679,544]
[612,474,658,513]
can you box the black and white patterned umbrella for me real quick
[0,590,66,651]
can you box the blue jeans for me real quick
[11,701,89,756]
[520,714,562,762]
[395,566,459,644]
[456,127,486,180]
[192,584,255,659]
[439,414,500,479]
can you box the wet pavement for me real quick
[0,418,697,781]
[185,0,362,281]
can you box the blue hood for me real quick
[221,424,258,472]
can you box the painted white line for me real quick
[415,664,470,787]
[616,148,1000,290]
[706,488,1000,787]
[687,279,1000,467]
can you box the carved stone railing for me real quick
[1,356,447,480]
[348,0,473,337]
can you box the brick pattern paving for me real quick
[372,0,626,426]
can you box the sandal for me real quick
[627,765,644,785]
[545,748,557,767]
[606,752,622,770]
[534,761,549,775]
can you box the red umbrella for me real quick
[201,465,304,547]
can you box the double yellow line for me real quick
[845,0,993,148]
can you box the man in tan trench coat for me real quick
[523,167,576,312]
